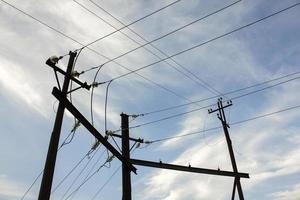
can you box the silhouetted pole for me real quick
[121,113,132,200]
[38,51,77,200]
[209,98,244,200]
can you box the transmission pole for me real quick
[38,51,77,200]
[121,113,132,200]
[208,98,244,200]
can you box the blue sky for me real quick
[1,0,300,199]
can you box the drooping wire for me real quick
[148,103,300,143]
[65,50,83,146]
[77,0,182,50]
[90,64,106,126]
[104,80,113,135]
[102,2,300,82]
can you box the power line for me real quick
[74,0,221,97]
[137,70,300,116]
[86,0,225,97]
[67,148,107,200]
[63,155,115,200]
[82,0,241,75]
[0,0,83,48]
[20,128,81,200]
[90,165,121,200]
[1,0,200,106]
[106,2,300,82]
[59,146,102,200]
[51,150,91,194]
[89,147,138,200]
[149,103,300,143]
[80,0,182,49]
[113,75,300,132]
[77,0,240,97]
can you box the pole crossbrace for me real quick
[52,87,137,174]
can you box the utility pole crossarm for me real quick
[52,87,137,174]
[109,132,144,143]
[208,99,232,114]
[46,59,91,90]
[130,159,249,178]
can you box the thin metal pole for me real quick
[38,51,77,200]
[121,113,132,200]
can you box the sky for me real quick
[0,0,300,199]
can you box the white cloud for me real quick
[271,184,300,200]
[0,174,32,200]
[0,57,48,117]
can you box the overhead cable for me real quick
[86,0,226,97]
[1,0,198,105]
[113,75,300,132]
[149,103,300,143]
[79,0,182,49]
[106,2,300,82]
[74,0,224,97]
[137,70,300,116]
[81,0,242,74]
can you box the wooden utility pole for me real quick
[208,98,244,200]
[38,51,77,200]
[115,108,249,200]
[121,113,132,200]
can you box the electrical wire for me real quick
[149,103,300,143]
[1,0,209,109]
[64,154,115,200]
[89,145,139,200]
[113,75,300,132]
[104,80,113,134]
[81,0,241,75]
[67,148,107,200]
[90,64,105,126]
[51,149,91,194]
[78,0,182,50]
[59,146,102,200]
[90,165,121,200]
[19,129,81,200]
[104,2,300,82]
[75,0,240,97]
[137,70,300,116]
[67,50,83,145]
[86,0,224,97]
